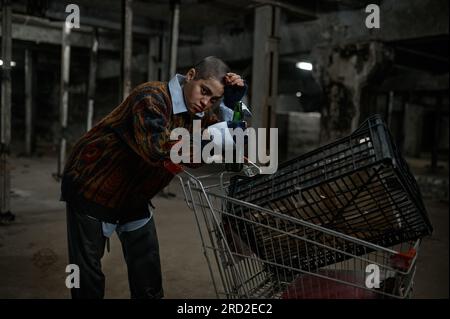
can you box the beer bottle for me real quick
[225,101,244,172]
[232,101,243,122]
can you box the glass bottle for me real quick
[225,101,244,172]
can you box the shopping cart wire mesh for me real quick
[179,114,432,299]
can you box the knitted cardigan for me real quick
[61,81,219,223]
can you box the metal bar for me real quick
[56,21,71,179]
[121,0,133,101]
[1,0,13,214]
[189,184,399,255]
[208,215,409,298]
[190,178,251,297]
[87,28,98,131]
[186,182,221,298]
[24,49,34,156]
[168,0,180,78]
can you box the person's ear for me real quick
[186,68,196,81]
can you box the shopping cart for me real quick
[177,115,432,299]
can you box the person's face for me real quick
[183,68,224,114]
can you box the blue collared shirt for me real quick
[101,204,154,237]
[168,73,251,120]
[168,74,206,117]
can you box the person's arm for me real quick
[131,90,175,165]
[133,93,222,172]
[178,111,220,169]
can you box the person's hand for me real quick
[226,120,247,130]
[224,73,245,87]
[223,73,248,109]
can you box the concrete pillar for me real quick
[387,91,394,128]
[403,103,424,157]
[87,29,98,131]
[431,95,443,172]
[1,0,14,220]
[24,49,34,156]
[168,0,180,79]
[147,35,168,82]
[160,35,170,81]
[250,5,280,133]
[161,1,180,198]
[312,42,393,143]
[56,21,71,179]
[147,36,160,81]
[121,0,133,101]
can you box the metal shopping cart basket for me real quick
[177,114,432,299]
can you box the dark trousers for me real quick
[66,202,163,299]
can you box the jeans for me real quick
[66,202,164,299]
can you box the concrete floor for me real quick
[0,156,448,298]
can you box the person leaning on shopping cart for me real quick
[60,56,248,299]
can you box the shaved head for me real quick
[192,56,230,84]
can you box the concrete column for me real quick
[387,91,394,128]
[87,29,98,131]
[148,35,168,82]
[56,21,71,179]
[431,95,443,172]
[161,2,180,198]
[1,0,13,219]
[313,42,393,143]
[403,103,424,157]
[24,49,34,156]
[121,0,133,101]
[147,36,160,82]
[250,5,280,133]
[168,0,180,79]
[160,35,170,81]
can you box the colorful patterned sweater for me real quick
[61,81,219,223]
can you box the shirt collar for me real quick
[168,74,204,118]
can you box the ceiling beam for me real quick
[0,13,200,51]
[177,0,448,67]
[0,16,119,51]
[395,46,449,63]
[248,0,317,19]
